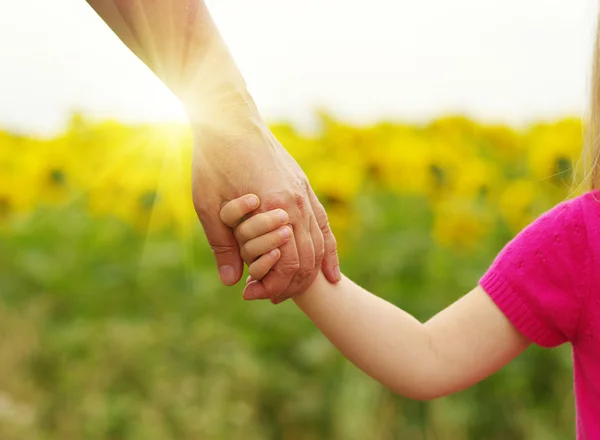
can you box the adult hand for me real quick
[86,0,337,301]
[191,111,341,302]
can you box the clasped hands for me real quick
[84,0,340,302]
[191,120,341,304]
[219,193,325,303]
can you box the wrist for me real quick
[191,113,279,159]
[183,82,256,119]
[292,272,328,306]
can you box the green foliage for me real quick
[0,196,575,440]
[0,114,583,438]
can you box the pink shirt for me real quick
[479,189,600,440]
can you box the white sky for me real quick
[0,0,598,135]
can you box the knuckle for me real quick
[248,265,262,280]
[269,249,280,260]
[268,211,282,228]
[294,267,313,281]
[210,243,237,256]
[240,243,252,260]
[260,213,276,232]
[313,202,329,224]
[327,238,339,256]
[320,218,333,235]
[270,231,284,248]
[293,191,307,213]
[263,189,307,215]
[263,193,287,211]
[314,246,325,263]
[327,246,339,260]
[277,261,301,276]
[236,223,251,242]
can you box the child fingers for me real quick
[240,225,293,264]
[220,194,260,227]
[234,209,289,245]
[248,249,281,280]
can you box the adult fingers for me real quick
[245,205,316,301]
[243,236,298,300]
[276,206,316,297]
[308,188,341,283]
[267,212,323,304]
[309,210,325,280]
[198,209,244,286]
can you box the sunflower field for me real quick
[0,112,586,439]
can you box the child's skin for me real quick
[220,194,531,400]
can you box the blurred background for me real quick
[0,1,598,439]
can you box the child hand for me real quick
[220,194,293,282]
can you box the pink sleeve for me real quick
[478,196,592,348]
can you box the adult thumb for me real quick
[200,212,244,286]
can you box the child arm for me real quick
[221,195,531,400]
[296,193,592,399]
[294,274,530,400]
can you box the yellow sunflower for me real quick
[525,118,583,185]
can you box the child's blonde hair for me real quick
[573,11,600,197]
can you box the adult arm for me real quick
[85,0,341,298]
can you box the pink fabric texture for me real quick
[479,189,600,440]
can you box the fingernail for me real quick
[268,249,279,259]
[278,209,288,223]
[334,265,341,281]
[218,265,236,285]
[280,226,291,239]
[247,195,259,209]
